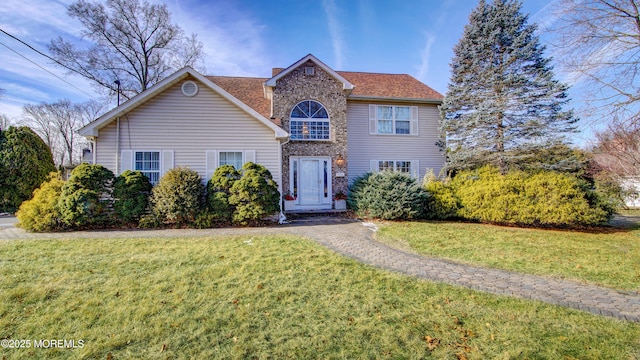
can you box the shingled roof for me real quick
[207,70,443,120]
[207,76,271,119]
[338,71,443,101]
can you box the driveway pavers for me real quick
[1,216,638,322]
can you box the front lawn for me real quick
[376,220,640,291]
[1,235,639,359]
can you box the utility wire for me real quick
[0,27,109,95]
[0,40,94,97]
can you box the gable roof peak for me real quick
[264,54,354,91]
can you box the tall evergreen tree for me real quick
[0,126,56,212]
[439,0,576,174]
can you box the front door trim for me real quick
[289,156,332,210]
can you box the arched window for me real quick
[290,100,330,140]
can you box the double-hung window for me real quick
[219,151,243,169]
[135,151,160,185]
[205,150,255,181]
[290,100,330,140]
[371,159,419,178]
[377,160,412,174]
[369,105,418,135]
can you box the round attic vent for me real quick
[181,80,198,97]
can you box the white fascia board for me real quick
[264,54,354,91]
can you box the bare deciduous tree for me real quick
[0,114,11,131]
[49,0,204,99]
[592,124,640,178]
[548,0,640,127]
[0,86,8,131]
[21,100,106,167]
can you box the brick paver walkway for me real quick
[1,216,639,322]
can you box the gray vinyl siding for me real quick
[94,79,281,184]
[346,101,444,183]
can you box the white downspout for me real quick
[278,136,290,224]
[91,137,97,164]
[115,117,120,174]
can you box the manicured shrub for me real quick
[16,173,65,232]
[585,175,623,221]
[0,126,56,213]
[138,213,163,229]
[440,165,615,227]
[451,166,516,223]
[349,171,427,220]
[514,171,603,225]
[113,170,152,225]
[193,212,218,229]
[229,162,280,225]
[206,165,241,223]
[151,167,204,226]
[346,172,371,213]
[58,163,115,228]
[423,171,459,220]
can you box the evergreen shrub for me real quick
[423,171,459,220]
[428,165,616,226]
[16,173,65,232]
[349,171,427,220]
[150,167,204,226]
[206,165,241,223]
[113,170,152,225]
[58,163,115,228]
[0,126,56,213]
[228,162,280,225]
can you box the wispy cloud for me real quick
[0,0,96,119]
[0,0,271,120]
[160,0,270,77]
[414,0,453,85]
[322,0,345,69]
[2,0,79,38]
[416,33,436,82]
[529,0,568,33]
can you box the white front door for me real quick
[291,157,332,209]
[300,159,321,204]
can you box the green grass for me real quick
[1,236,639,359]
[376,220,640,291]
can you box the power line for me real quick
[0,40,94,97]
[0,28,97,84]
[0,27,113,96]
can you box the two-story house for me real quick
[79,54,444,211]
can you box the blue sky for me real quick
[0,0,586,140]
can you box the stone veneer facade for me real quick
[271,60,349,202]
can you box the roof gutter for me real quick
[347,95,443,105]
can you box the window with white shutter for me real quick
[134,151,161,185]
[369,105,419,135]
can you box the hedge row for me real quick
[16,162,281,232]
[424,166,619,226]
[349,166,619,227]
